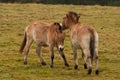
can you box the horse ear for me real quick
[58,24,62,32]
[57,23,62,32]
[66,14,69,18]
[78,14,80,19]
[54,22,57,25]
[54,22,62,33]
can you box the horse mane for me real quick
[67,11,80,23]
[50,22,62,33]
[68,11,78,18]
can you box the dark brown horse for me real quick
[62,11,99,75]
[19,21,69,68]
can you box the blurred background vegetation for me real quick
[0,0,120,6]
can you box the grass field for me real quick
[0,3,120,80]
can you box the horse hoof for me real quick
[41,62,47,65]
[84,63,87,69]
[24,62,27,65]
[65,63,69,67]
[50,65,54,68]
[88,68,92,75]
[74,65,78,69]
[95,70,99,75]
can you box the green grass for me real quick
[0,3,120,80]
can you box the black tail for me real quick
[19,32,27,53]
[90,34,95,62]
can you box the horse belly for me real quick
[40,42,48,46]
[33,34,49,46]
[35,39,49,47]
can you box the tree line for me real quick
[0,0,119,6]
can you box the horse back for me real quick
[25,21,50,45]
[70,23,98,49]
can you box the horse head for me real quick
[53,22,65,51]
[62,11,80,30]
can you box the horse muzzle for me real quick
[58,45,64,51]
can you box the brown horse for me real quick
[62,11,99,75]
[19,21,69,68]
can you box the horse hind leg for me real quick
[83,48,92,74]
[82,51,87,69]
[36,45,46,65]
[94,34,99,75]
[94,48,99,75]
[72,47,78,69]
[24,38,33,65]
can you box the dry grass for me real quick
[0,3,120,80]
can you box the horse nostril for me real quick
[60,47,64,51]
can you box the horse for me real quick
[19,21,69,68]
[62,11,99,75]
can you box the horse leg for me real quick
[82,51,87,69]
[72,47,78,69]
[50,46,54,68]
[36,45,46,65]
[58,50,69,67]
[24,38,33,65]
[94,48,99,75]
[83,48,92,74]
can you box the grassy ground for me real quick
[0,3,120,80]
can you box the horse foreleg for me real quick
[36,45,46,65]
[50,46,54,68]
[58,50,69,67]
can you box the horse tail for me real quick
[19,32,27,54]
[90,31,95,62]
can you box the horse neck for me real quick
[69,22,80,30]
[48,26,57,38]
[47,27,57,46]
[49,26,56,32]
